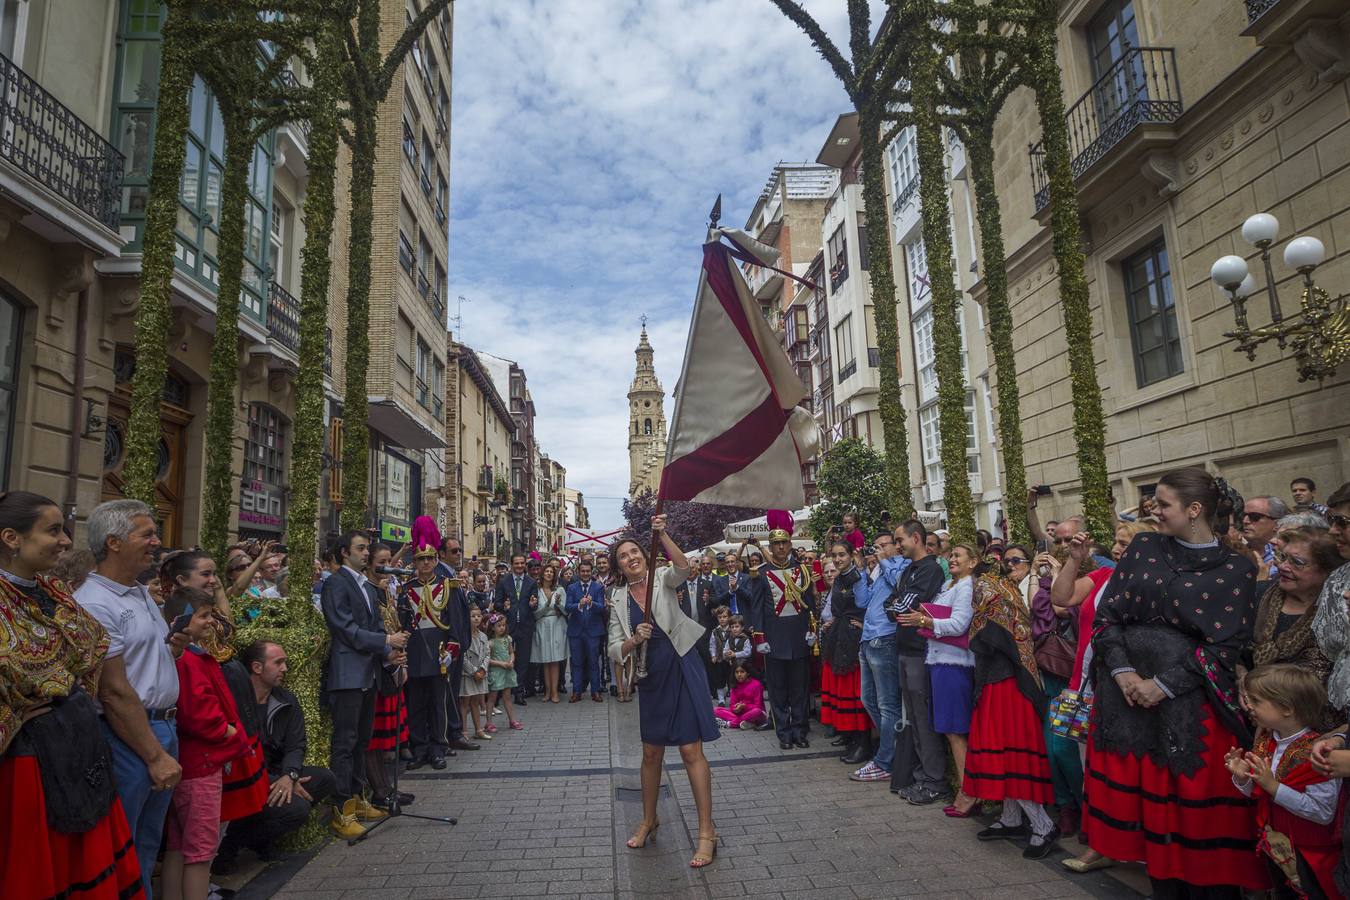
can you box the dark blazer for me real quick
[320,567,388,691]
[495,573,538,635]
[746,564,816,661]
[688,572,718,631]
[564,580,607,638]
[712,572,748,616]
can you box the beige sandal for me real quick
[626,818,660,848]
[690,833,719,868]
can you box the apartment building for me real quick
[983,0,1349,518]
[478,351,539,555]
[446,337,513,562]
[0,1,355,546]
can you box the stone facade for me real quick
[981,0,1350,520]
[447,339,513,564]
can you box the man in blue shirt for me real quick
[849,531,907,781]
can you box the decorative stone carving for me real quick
[1140,152,1181,199]
[1293,20,1350,83]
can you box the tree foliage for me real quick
[806,437,889,545]
[620,490,759,552]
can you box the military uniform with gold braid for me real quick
[746,529,818,747]
[398,546,461,766]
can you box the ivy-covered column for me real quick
[910,4,976,545]
[1028,1,1113,541]
[199,105,252,563]
[123,2,194,504]
[339,119,376,532]
[858,106,915,520]
[966,125,1030,544]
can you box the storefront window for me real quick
[376,447,419,539]
[0,294,20,490]
[239,403,287,535]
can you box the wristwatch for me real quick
[287,769,300,783]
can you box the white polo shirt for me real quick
[76,571,180,710]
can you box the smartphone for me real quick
[271,544,289,555]
[1035,539,1050,554]
[164,612,192,643]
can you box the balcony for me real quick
[428,287,444,321]
[1246,0,1279,18]
[1242,0,1350,78]
[478,465,493,491]
[838,359,857,381]
[417,270,430,299]
[891,175,919,216]
[0,50,123,235]
[267,281,301,353]
[1028,47,1183,215]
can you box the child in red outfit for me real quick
[162,590,252,900]
[714,663,766,729]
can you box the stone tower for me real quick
[627,325,667,496]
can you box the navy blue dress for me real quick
[628,596,720,747]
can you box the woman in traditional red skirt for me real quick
[365,577,411,807]
[0,492,144,900]
[911,561,1059,857]
[1084,468,1268,899]
[820,541,873,765]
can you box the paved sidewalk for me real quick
[259,696,1143,900]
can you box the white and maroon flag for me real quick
[659,228,820,509]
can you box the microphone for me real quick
[375,565,414,577]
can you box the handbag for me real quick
[1034,619,1077,680]
[916,603,970,650]
[1049,677,1094,743]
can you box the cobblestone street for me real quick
[249,699,1147,900]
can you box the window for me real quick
[435,170,448,227]
[1088,0,1145,124]
[415,338,431,407]
[395,314,413,389]
[0,293,19,489]
[644,418,652,435]
[914,307,936,403]
[905,237,929,311]
[919,392,979,499]
[827,225,848,290]
[420,132,434,194]
[398,231,414,276]
[417,234,433,298]
[402,114,416,164]
[835,314,856,380]
[1123,238,1183,386]
[886,126,918,213]
[243,404,286,486]
[2,0,32,59]
[857,213,870,271]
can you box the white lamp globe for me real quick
[1211,255,1249,289]
[1235,273,1256,299]
[1241,213,1279,245]
[1283,235,1325,271]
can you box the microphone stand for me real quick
[350,595,458,843]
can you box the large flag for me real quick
[659,228,820,509]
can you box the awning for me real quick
[367,397,446,450]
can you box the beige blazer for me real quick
[607,564,705,664]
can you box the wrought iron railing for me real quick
[838,359,857,381]
[478,466,493,490]
[276,68,311,141]
[892,174,920,215]
[417,270,430,298]
[1245,0,1279,23]
[268,281,301,352]
[1028,47,1182,211]
[428,287,443,321]
[0,50,123,230]
[415,375,429,408]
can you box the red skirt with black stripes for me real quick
[1083,704,1268,889]
[219,733,269,822]
[820,660,872,731]
[961,677,1053,804]
[367,689,409,751]
[0,754,145,900]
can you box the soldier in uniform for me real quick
[747,529,818,750]
[399,545,459,769]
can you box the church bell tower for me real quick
[627,323,667,496]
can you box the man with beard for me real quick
[746,530,817,750]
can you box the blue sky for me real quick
[447,1,881,533]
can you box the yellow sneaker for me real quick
[346,796,389,822]
[329,807,366,840]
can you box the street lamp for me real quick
[1210,212,1348,382]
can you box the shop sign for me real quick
[380,520,411,543]
[240,480,285,531]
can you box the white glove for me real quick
[805,632,817,647]
[755,642,770,655]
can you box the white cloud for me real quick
[448,0,881,531]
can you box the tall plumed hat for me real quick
[411,515,441,559]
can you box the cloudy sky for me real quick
[448,1,880,533]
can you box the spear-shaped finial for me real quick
[709,194,722,229]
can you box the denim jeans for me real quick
[103,719,178,900]
[859,635,902,772]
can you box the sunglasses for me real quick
[1330,514,1350,530]
[1004,556,1029,565]
[1243,512,1275,522]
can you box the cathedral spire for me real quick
[628,322,666,496]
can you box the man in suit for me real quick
[433,535,479,752]
[688,553,718,696]
[320,531,408,833]
[564,560,607,702]
[746,530,817,750]
[712,551,745,616]
[494,553,537,706]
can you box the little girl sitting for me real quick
[714,662,766,730]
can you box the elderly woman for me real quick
[1083,469,1266,897]
[819,541,872,764]
[608,514,719,868]
[0,492,144,899]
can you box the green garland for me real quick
[122,2,193,505]
[1028,1,1113,542]
[910,8,977,547]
